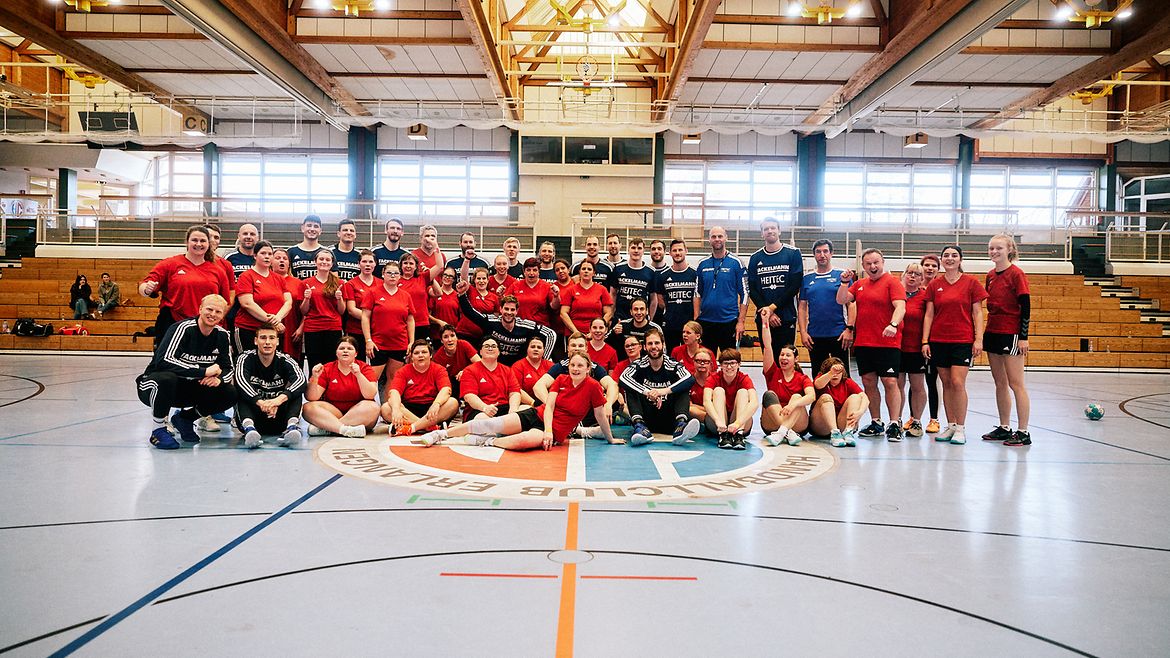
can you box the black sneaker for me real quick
[1004,430,1032,446]
[858,420,885,437]
[982,426,1013,441]
[885,421,903,442]
[717,432,733,449]
[732,430,748,450]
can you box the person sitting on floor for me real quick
[383,339,460,435]
[302,336,380,438]
[460,338,522,421]
[758,306,815,447]
[618,327,700,447]
[703,348,759,450]
[233,324,307,449]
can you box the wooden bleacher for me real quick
[1,258,1168,367]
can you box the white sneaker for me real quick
[243,428,262,449]
[419,429,447,447]
[786,428,803,446]
[340,424,367,438]
[196,416,220,432]
[949,426,967,445]
[463,433,493,447]
[280,427,304,448]
[936,423,957,440]
[307,424,330,437]
[764,430,786,447]
[573,424,604,439]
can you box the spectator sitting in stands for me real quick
[95,273,120,319]
[69,275,94,320]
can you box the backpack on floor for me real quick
[12,318,53,337]
[61,324,89,336]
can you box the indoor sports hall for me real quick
[1,0,1168,656]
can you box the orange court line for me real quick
[579,575,698,581]
[555,502,580,658]
[440,572,558,579]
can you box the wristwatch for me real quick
[845,325,855,331]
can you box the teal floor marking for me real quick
[407,495,501,505]
[647,500,738,509]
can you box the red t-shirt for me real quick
[985,265,1030,335]
[317,360,376,413]
[361,285,417,352]
[234,269,289,331]
[390,361,451,405]
[411,248,445,273]
[587,341,618,372]
[849,273,907,349]
[429,288,461,330]
[511,357,552,395]
[460,360,520,413]
[690,379,705,406]
[456,289,499,339]
[816,377,863,413]
[142,255,232,321]
[342,276,379,335]
[900,289,928,353]
[507,279,555,327]
[302,276,344,332]
[491,275,517,297]
[281,274,303,359]
[217,257,237,290]
[536,375,606,444]
[671,345,703,375]
[704,370,755,413]
[614,359,632,382]
[433,339,478,384]
[764,367,814,406]
[400,272,432,327]
[925,273,989,344]
[563,283,612,334]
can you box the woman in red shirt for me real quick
[921,245,989,446]
[984,233,1033,447]
[586,317,618,372]
[554,258,573,290]
[303,336,379,437]
[512,335,553,406]
[688,348,714,423]
[506,257,559,328]
[456,268,499,345]
[429,267,461,336]
[559,260,613,335]
[759,307,814,447]
[898,263,929,438]
[459,338,521,421]
[399,252,434,341]
[670,321,705,375]
[138,225,232,346]
[383,339,459,435]
[702,348,759,450]
[433,324,480,398]
[811,357,868,447]
[613,334,642,382]
[272,248,303,362]
[299,250,345,373]
[361,259,417,389]
[234,240,293,355]
[342,249,379,360]
[419,352,615,451]
[920,253,942,434]
[490,254,516,297]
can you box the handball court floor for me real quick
[1,353,1168,657]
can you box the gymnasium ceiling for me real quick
[0,0,1168,139]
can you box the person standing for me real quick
[361,260,417,388]
[897,263,929,439]
[412,224,447,281]
[447,232,490,284]
[983,234,1033,447]
[458,288,556,366]
[429,267,462,337]
[342,249,380,358]
[455,268,499,345]
[693,226,748,355]
[619,328,700,447]
[921,245,988,446]
[507,257,560,328]
[331,219,362,282]
[433,325,480,398]
[648,239,668,273]
[798,239,854,376]
[836,248,907,442]
[490,255,517,297]
[654,239,697,352]
[272,249,303,363]
[372,217,407,279]
[398,253,434,341]
[559,261,613,336]
[536,241,558,280]
[233,324,307,449]
[233,241,293,355]
[139,226,232,346]
[610,237,656,330]
[748,217,803,367]
[609,298,662,349]
[287,215,326,280]
[572,235,614,288]
[920,254,943,433]
[225,223,259,279]
[300,250,345,373]
[604,233,625,270]
[502,237,525,278]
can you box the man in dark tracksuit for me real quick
[234,324,308,449]
[619,328,699,446]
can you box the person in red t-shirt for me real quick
[411,224,447,281]
[303,336,379,437]
[560,261,614,335]
[234,241,294,355]
[272,249,303,362]
[490,254,517,297]
[983,234,1032,446]
[688,348,714,423]
[383,339,458,435]
[836,248,907,441]
[758,307,814,446]
[811,357,868,447]
[921,245,989,446]
[433,325,480,398]
[361,260,417,389]
[671,321,705,375]
[702,348,759,449]
[586,318,618,372]
[613,334,642,383]
[512,335,553,406]
[299,250,345,373]
[429,267,462,336]
[419,352,614,450]
[456,268,499,344]
[460,338,521,421]
[399,253,434,341]
[342,249,379,359]
[897,263,929,438]
[139,225,232,347]
[507,258,561,329]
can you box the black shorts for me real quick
[369,349,408,367]
[899,350,927,374]
[403,401,432,418]
[517,406,542,432]
[854,346,900,378]
[930,342,973,369]
[983,332,1022,357]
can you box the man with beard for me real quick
[618,328,700,447]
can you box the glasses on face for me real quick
[720,361,738,367]
[442,274,455,279]
[385,271,401,277]
[693,359,711,365]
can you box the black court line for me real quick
[966,408,1170,461]
[4,548,1096,657]
[1120,393,1170,432]
[0,375,44,409]
[0,370,142,395]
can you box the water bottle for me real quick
[1,321,7,334]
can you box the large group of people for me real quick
[136,216,1033,451]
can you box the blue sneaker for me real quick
[672,418,701,445]
[243,426,262,449]
[211,411,231,423]
[170,412,200,444]
[629,421,653,446]
[844,429,858,447]
[150,426,180,450]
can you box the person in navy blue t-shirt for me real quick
[610,237,656,326]
[653,238,697,352]
[748,217,803,369]
[287,215,326,280]
[447,232,490,284]
[332,219,362,282]
[693,226,748,354]
[372,217,407,279]
[798,239,854,376]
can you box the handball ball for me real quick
[1084,403,1105,421]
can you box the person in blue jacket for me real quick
[693,226,748,355]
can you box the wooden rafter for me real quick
[632,0,672,32]
[655,0,722,120]
[503,0,547,28]
[457,0,518,119]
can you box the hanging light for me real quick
[59,0,117,12]
[1052,0,1134,29]
[313,0,379,17]
[784,0,862,25]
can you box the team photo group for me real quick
[134,214,1033,454]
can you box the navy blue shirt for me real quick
[447,255,490,275]
[748,244,804,323]
[610,263,656,321]
[538,266,557,281]
[655,266,697,330]
[695,254,748,323]
[801,269,848,337]
[224,250,255,281]
[332,244,362,281]
[372,244,407,278]
[287,245,325,280]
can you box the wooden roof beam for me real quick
[457,0,518,120]
[655,0,722,121]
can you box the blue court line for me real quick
[48,474,342,657]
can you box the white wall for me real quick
[520,174,653,235]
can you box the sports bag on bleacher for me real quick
[12,318,54,337]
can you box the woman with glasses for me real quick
[688,348,714,424]
[703,348,759,450]
[459,338,521,421]
[898,263,929,438]
[429,267,462,338]
[456,267,499,346]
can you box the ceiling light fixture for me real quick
[60,0,115,11]
[784,0,862,25]
[1053,0,1133,28]
[314,0,379,16]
